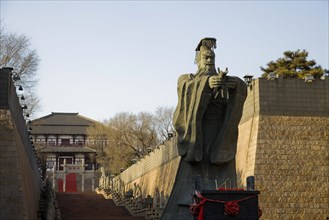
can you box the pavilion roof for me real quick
[29,112,99,135]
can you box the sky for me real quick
[1,1,328,122]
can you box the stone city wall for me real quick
[1,69,42,220]
[256,115,327,219]
[0,110,42,219]
[236,76,329,219]
[108,76,328,219]
[111,138,180,207]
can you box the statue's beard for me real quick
[197,65,217,76]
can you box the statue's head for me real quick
[195,38,217,75]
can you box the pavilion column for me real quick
[63,159,67,192]
[81,162,85,192]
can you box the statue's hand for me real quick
[209,75,222,89]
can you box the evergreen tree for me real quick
[261,50,325,79]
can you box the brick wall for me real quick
[0,110,41,220]
[112,138,180,205]
[0,69,42,220]
[236,76,329,219]
[255,115,328,219]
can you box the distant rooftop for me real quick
[39,146,96,153]
[30,112,99,135]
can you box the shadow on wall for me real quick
[105,136,180,209]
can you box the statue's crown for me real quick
[195,37,217,51]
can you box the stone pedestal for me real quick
[199,190,260,220]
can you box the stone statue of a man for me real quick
[161,38,247,220]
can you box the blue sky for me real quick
[1,1,328,121]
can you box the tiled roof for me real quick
[31,112,97,126]
[31,125,88,135]
[29,112,98,135]
[39,146,96,153]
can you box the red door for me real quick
[57,174,77,192]
[66,173,77,192]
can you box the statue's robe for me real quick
[161,73,247,220]
[174,73,247,164]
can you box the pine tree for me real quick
[261,50,325,79]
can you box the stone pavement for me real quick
[56,192,145,220]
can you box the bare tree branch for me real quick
[0,26,40,118]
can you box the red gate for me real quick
[66,173,77,192]
[57,173,77,192]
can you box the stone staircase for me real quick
[109,191,163,220]
[56,192,145,220]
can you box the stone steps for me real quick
[56,192,145,220]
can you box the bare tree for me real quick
[87,112,138,174]
[0,26,40,117]
[154,106,175,141]
[109,112,158,159]
[131,112,158,156]
[86,108,174,174]
[86,122,113,173]
[86,122,110,153]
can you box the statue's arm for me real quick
[210,76,247,164]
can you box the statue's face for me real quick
[197,50,215,71]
